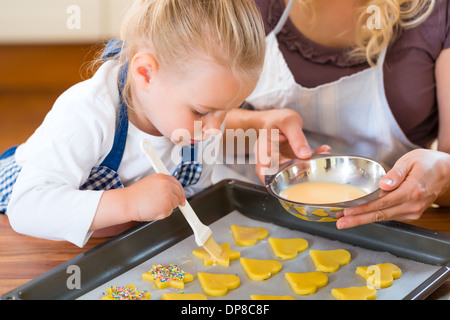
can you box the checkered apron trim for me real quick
[79,166,124,191]
[0,154,21,213]
[172,143,203,187]
[173,161,202,188]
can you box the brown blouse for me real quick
[255,0,450,147]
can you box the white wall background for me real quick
[0,0,130,44]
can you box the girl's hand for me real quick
[125,173,185,222]
[337,149,450,229]
[253,108,330,181]
[91,173,185,233]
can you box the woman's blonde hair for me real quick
[298,0,435,66]
[115,0,265,107]
[354,0,436,66]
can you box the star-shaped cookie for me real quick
[192,243,240,266]
[101,284,151,300]
[142,264,193,289]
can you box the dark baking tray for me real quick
[2,179,449,300]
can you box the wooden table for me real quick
[1,207,449,300]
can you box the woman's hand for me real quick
[337,149,450,229]
[253,108,330,181]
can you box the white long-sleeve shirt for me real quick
[7,61,220,247]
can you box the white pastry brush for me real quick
[140,139,223,260]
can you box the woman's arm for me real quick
[225,108,312,155]
[227,107,316,147]
[224,108,316,179]
[434,48,450,206]
[336,48,450,229]
[225,107,331,180]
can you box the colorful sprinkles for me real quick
[142,264,194,289]
[102,284,150,300]
[150,264,186,282]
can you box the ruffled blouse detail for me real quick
[267,0,367,67]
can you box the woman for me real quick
[226,0,450,229]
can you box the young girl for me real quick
[0,0,265,247]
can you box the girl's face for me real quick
[130,54,256,144]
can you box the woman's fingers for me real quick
[337,196,427,229]
[378,162,408,192]
[280,113,312,159]
[337,156,412,228]
[338,170,434,229]
[313,145,331,154]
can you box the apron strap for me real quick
[273,0,295,35]
[101,39,123,61]
[99,98,128,172]
[99,41,129,172]
[0,146,18,160]
[377,47,387,67]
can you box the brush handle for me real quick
[141,139,171,175]
[140,139,211,246]
[177,200,212,246]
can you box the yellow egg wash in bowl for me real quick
[265,155,389,222]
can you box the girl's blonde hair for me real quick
[115,0,265,107]
[299,0,435,66]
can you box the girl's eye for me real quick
[193,109,209,117]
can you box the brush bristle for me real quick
[203,236,223,260]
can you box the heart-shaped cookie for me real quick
[268,237,308,259]
[162,293,207,300]
[331,286,377,300]
[231,225,268,246]
[356,263,402,288]
[197,272,240,297]
[309,249,351,272]
[240,257,282,281]
[285,272,328,295]
[192,243,240,267]
[251,294,295,300]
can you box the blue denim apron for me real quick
[0,39,202,213]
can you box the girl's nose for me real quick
[202,114,225,139]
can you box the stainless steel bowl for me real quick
[265,155,389,222]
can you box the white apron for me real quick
[246,0,419,168]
